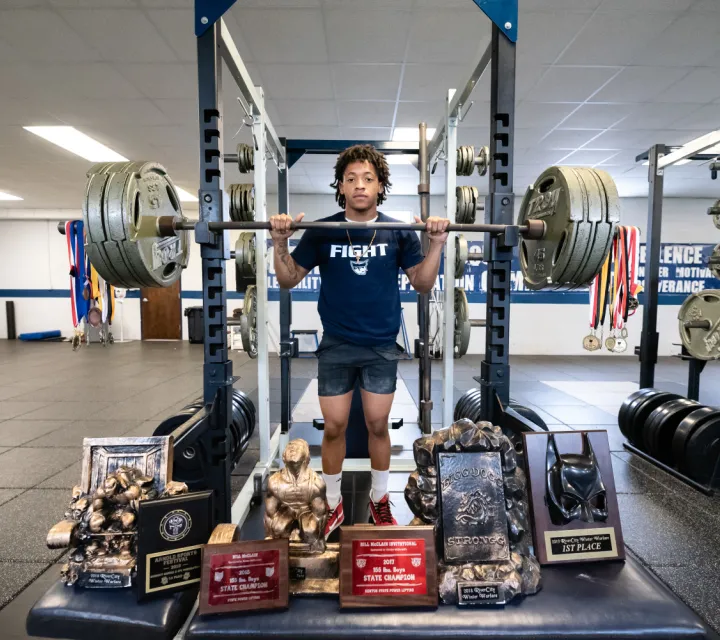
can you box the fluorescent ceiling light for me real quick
[175,187,198,202]
[0,191,22,201]
[658,130,720,168]
[392,127,436,142]
[675,158,692,166]
[23,126,127,162]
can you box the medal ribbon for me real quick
[612,227,629,331]
[65,221,90,328]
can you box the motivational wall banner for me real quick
[265,240,720,305]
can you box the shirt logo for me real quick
[330,243,389,278]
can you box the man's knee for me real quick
[365,417,390,437]
[323,419,348,441]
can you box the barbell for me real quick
[63,160,620,292]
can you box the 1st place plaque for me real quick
[339,526,437,609]
[437,451,509,564]
[136,490,213,601]
[199,539,289,616]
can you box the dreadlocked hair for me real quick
[330,144,392,209]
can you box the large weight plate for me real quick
[618,388,659,440]
[241,285,258,358]
[672,406,720,471]
[678,290,720,360]
[683,415,720,484]
[453,287,470,358]
[82,161,189,289]
[643,398,699,463]
[455,235,468,280]
[629,391,682,450]
[518,166,618,290]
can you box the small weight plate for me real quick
[476,146,489,177]
[455,235,468,280]
[453,287,470,358]
[241,285,258,358]
[629,391,682,449]
[643,398,699,463]
[678,290,720,360]
[455,187,466,224]
[672,406,720,471]
[683,415,720,484]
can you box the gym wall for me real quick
[0,195,716,357]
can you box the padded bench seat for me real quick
[186,553,717,640]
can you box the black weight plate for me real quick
[643,398,699,463]
[672,406,720,471]
[684,415,720,484]
[454,388,479,421]
[508,403,548,431]
[629,392,682,449]
[618,388,658,439]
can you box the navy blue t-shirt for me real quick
[291,212,424,346]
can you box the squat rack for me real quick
[192,0,531,531]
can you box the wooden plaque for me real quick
[339,526,437,609]
[199,539,289,616]
[523,430,625,566]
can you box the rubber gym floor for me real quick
[0,340,718,639]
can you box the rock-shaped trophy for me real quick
[405,419,541,606]
[264,439,339,595]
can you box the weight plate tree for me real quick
[642,398,699,464]
[677,290,720,360]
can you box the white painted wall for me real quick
[0,195,717,356]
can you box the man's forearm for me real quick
[273,238,302,288]
[410,243,443,293]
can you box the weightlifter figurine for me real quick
[270,144,449,535]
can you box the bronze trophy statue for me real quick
[47,436,186,588]
[264,439,339,595]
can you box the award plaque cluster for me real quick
[48,420,624,615]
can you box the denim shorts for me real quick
[316,334,404,397]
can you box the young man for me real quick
[269,144,449,535]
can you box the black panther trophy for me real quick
[523,430,625,565]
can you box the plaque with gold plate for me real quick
[136,490,213,601]
[339,526,437,609]
[523,430,625,565]
[199,539,289,616]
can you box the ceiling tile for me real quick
[400,64,471,101]
[520,0,602,8]
[331,64,402,101]
[632,12,720,67]
[115,63,196,100]
[233,9,327,63]
[558,149,620,166]
[139,0,193,7]
[60,9,178,62]
[20,63,144,101]
[655,69,720,104]
[323,0,412,7]
[457,126,490,147]
[517,11,594,64]
[612,103,700,130]
[274,100,338,126]
[583,129,645,150]
[153,99,198,125]
[594,151,642,166]
[668,104,720,131]
[337,102,395,128]
[394,101,444,128]
[514,129,547,149]
[539,129,605,149]
[527,67,622,102]
[146,9,196,63]
[325,9,410,63]
[598,0,694,10]
[515,102,579,129]
[46,98,170,128]
[557,12,675,66]
[558,103,636,129]
[257,64,333,100]
[239,0,321,6]
[0,99,59,126]
[0,9,99,62]
[341,128,392,141]
[406,9,490,64]
[627,129,709,147]
[516,149,567,165]
[591,66,689,103]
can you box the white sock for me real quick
[323,472,342,509]
[371,468,390,503]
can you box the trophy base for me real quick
[64,554,135,589]
[289,543,339,596]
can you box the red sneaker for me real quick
[369,494,397,525]
[325,498,345,538]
